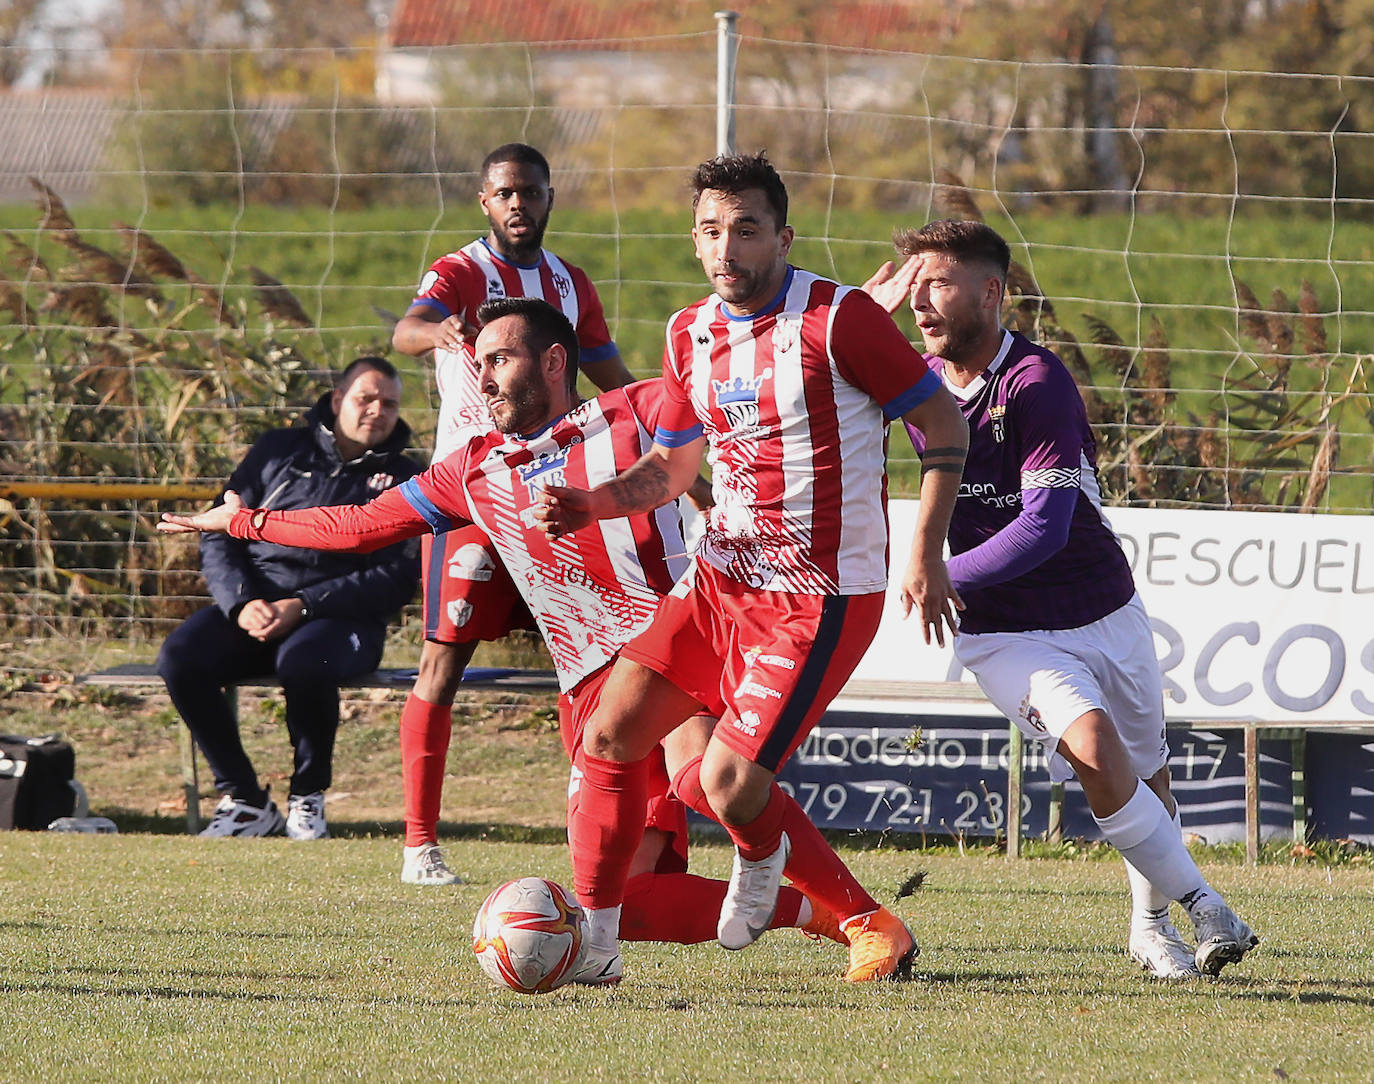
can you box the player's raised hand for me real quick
[534,484,596,539]
[157,490,244,535]
[899,550,963,648]
[861,253,922,315]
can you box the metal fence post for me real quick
[715,10,739,156]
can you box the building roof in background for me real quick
[0,90,116,204]
[384,0,965,51]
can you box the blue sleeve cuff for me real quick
[882,369,942,421]
[653,421,705,448]
[579,342,618,365]
[399,478,452,533]
[409,297,451,319]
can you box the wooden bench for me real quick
[77,663,559,833]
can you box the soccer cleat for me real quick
[284,791,329,840]
[841,907,919,982]
[568,942,623,986]
[1191,903,1259,977]
[801,898,848,946]
[401,842,464,885]
[717,832,791,950]
[199,792,285,838]
[1128,923,1200,980]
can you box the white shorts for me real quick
[953,594,1169,784]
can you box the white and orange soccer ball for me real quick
[471,877,586,994]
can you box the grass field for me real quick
[4,834,1372,1083]
[2,678,1374,1082]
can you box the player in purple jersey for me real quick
[865,219,1258,979]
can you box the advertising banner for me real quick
[857,502,1374,723]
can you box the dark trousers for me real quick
[157,606,385,803]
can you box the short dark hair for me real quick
[337,355,400,391]
[481,143,551,185]
[691,152,788,230]
[476,297,580,393]
[893,219,1011,279]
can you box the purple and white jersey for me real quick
[906,330,1135,634]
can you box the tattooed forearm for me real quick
[606,457,674,515]
[920,444,967,475]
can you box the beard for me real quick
[490,379,552,435]
[921,307,987,363]
[491,209,550,261]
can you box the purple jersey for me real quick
[906,330,1135,634]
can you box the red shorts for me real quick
[619,560,884,773]
[420,525,536,644]
[560,664,689,875]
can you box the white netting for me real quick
[0,31,1371,643]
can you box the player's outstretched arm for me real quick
[535,438,705,539]
[392,304,477,358]
[160,486,431,553]
[898,386,968,647]
[158,490,243,534]
[862,253,922,316]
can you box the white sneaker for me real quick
[717,832,791,950]
[1128,923,1200,980]
[569,941,623,986]
[199,793,285,838]
[401,843,464,885]
[1191,903,1259,976]
[284,791,328,841]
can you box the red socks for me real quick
[569,748,651,909]
[620,872,805,943]
[399,693,452,847]
[670,755,878,923]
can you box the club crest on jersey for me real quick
[1019,694,1046,732]
[989,404,1007,443]
[772,314,800,355]
[712,372,770,436]
[486,278,505,299]
[516,445,571,496]
[553,272,571,299]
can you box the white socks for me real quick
[584,904,622,951]
[1123,801,1182,930]
[1096,780,1220,915]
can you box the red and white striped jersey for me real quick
[656,267,941,595]
[410,238,618,460]
[231,382,686,692]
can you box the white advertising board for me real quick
[857,501,1374,723]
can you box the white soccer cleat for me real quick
[568,941,623,986]
[284,791,329,840]
[1128,923,1200,981]
[401,842,464,885]
[717,832,791,950]
[199,792,285,838]
[1191,904,1259,977]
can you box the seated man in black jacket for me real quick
[158,357,423,840]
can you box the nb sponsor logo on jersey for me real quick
[711,371,772,437]
[516,446,571,497]
[732,711,761,738]
[448,543,495,582]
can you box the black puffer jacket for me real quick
[200,394,424,625]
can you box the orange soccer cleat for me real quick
[840,907,918,982]
[800,897,848,946]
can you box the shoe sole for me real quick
[1196,933,1259,977]
[1129,950,1199,981]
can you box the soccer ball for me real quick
[471,877,586,994]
